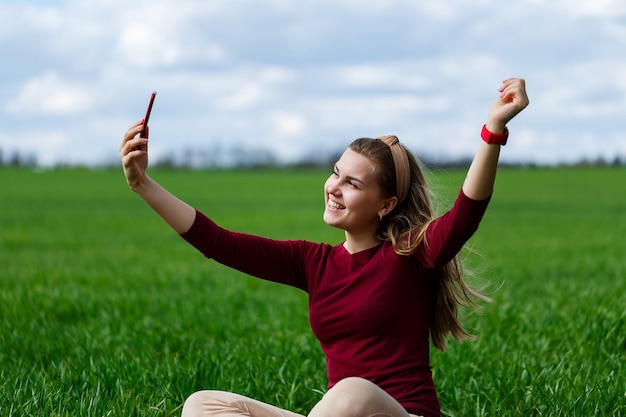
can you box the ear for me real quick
[378,196,398,218]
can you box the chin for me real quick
[322,211,333,226]
[323,211,342,229]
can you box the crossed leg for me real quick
[181,390,304,417]
[181,377,422,417]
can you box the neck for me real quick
[343,231,381,254]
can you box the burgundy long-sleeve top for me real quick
[181,189,490,417]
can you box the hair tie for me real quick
[377,135,410,204]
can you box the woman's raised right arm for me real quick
[120,120,196,234]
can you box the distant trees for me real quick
[0,149,38,168]
[0,146,624,169]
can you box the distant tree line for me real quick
[1,146,624,169]
[0,149,38,168]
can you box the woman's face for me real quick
[323,148,393,236]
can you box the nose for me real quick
[325,175,340,196]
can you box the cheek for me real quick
[350,194,381,216]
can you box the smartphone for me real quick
[141,91,157,138]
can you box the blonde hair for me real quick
[349,136,490,351]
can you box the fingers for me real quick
[119,120,148,157]
[499,77,524,90]
[120,139,148,162]
[498,78,529,107]
[120,120,143,146]
[487,78,529,128]
[499,78,520,98]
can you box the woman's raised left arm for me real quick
[462,78,529,200]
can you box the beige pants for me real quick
[181,377,422,417]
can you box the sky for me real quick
[0,0,625,167]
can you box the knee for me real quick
[181,390,221,417]
[331,376,376,397]
[310,377,380,417]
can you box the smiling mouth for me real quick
[327,198,346,210]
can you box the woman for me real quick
[120,78,529,417]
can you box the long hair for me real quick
[349,136,490,351]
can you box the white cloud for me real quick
[552,0,626,17]
[213,66,298,110]
[6,71,93,115]
[267,111,308,136]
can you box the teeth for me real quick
[328,199,345,209]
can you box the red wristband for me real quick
[481,124,509,146]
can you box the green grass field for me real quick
[1,166,624,416]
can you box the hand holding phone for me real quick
[141,91,157,138]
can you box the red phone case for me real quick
[141,91,156,138]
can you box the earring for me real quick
[379,214,383,221]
